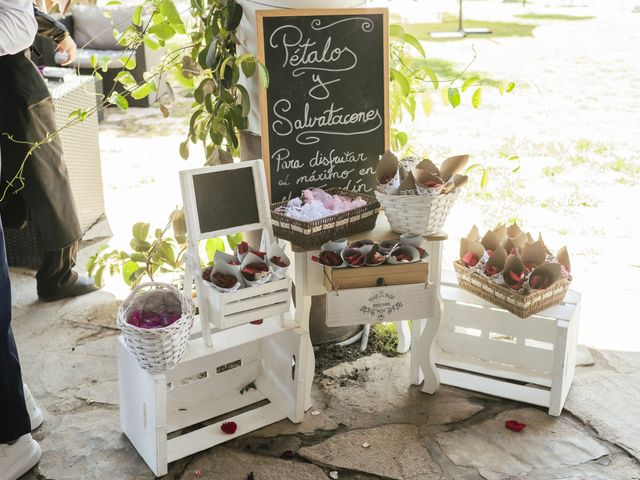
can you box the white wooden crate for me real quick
[195,274,291,330]
[432,272,581,416]
[118,316,311,476]
[326,283,434,327]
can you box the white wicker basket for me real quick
[117,282,195,374]
[375,190,459,235]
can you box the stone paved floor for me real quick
[11,264,640,479]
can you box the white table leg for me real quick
[293,252,312,332]
[419,240,444,393]
[395,321,411,354]
[410,318,425,385]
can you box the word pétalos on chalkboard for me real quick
[258,9,390,202]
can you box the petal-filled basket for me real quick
[375,189,459,236]
[271,188,380,249]
[117,282,195,373]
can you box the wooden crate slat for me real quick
[219,278,290,304]
[437,352,552,387]
[220,301,290,328]
[442,297,558,343]
[167,359,262,430]
[438,327,555,373]
[166,402,286,463]
[167,369,265,433]
[437,367,551,407]
[222,289,290,316]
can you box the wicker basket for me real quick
[375,190,459,236]
[117,282,195,373]
[271,188,380,250]
[453,261,571,319]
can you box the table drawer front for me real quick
[326,283,431,326]
[324,262,428,290]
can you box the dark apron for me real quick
[0,50,81,250]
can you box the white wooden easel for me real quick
[118,161,314,476]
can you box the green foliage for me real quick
[88,213,188,287]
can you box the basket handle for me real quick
[121,281,181,311]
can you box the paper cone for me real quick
[241,252,273,286]
[400,232,425,249]
[460,240,485,267]
[512,232,529,249]
[492,223,507,240]
[502,254,525,289]
[267,241,290,279]
[341,248,367,267]
[348,239,374,254]
[501,238,520,256]
[414,158,440,175]
[528,263,561,290]
[321,238,348,252]
[506,223,523,239]
[398,171,417,195]
[209,261,243,292]
[556,246,571,274]
[526,232,535,246]
[466,225,481,243]
[481,230,502,252]
[484,245,507,276]
[375,150,400,195]
[365,245,387,266]
[521,241,547,270]
[380,239,400,254]
[439,154,469,182]
[414,169,445,196]
[388,245,420,264]
[452,174,468,188]
[214,250,241,267]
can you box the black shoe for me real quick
[38,274,100,302]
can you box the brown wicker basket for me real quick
[271,188,380,250]
[453,260,571,319]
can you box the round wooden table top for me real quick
[290,214,448,252]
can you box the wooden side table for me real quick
[287,215,447,388]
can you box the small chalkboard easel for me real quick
[180,160,291,346]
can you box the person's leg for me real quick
[0,220,31,442]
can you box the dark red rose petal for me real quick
[238,242,249,254]
[461,252,479,267]
[221,421,237,434]
[280,450,295,459]
[270,256,288,267]
[505,420,527,432]
[252,250,266,259]
[250,319,263,325]
[484,265,499,276]
[508,270,524,283]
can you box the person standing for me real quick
[0,2,45,478]
[0,1,97,302]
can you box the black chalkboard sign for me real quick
[257,9,389,202]
[192,167,259,233]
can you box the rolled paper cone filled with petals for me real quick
[312,250,344,267]
[481,230,502,252]
[209,260,243,292]
[439,154,469,182]
[348,239,374,254]
[528,263,561,290]
[506,223,523,239]
[414,158,440,175]
[267,241,290,278]
[414,169,444,196]
[484,245,507,275]
[241,252,272,286]
[375,150,401,194]
[366,246,387,266]
[502,254,526,290]
[521,241,547,270]
[398,170,417,195]
[388,245,420,264]
[460,240,485,267]
[341,248,366,267]
[379,239,400,254]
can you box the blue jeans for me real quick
[0,164,31,443]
